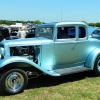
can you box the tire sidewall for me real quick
[94,55,100,76]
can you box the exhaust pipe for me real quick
[26,71,40,79]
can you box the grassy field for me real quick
[0,70,100,100]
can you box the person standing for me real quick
[17,27,26,39]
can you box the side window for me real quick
[78,27,86,38]
[57,26,75,39]
[67,27,75,38]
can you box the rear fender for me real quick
[85,48,100,70]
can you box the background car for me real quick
[0,27,10,41]
[26,27,36,38]
[10,27,19,36]
[91,28,100,38]
[0,27,19,42]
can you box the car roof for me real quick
[38,21,87,27]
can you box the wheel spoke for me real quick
[5,72,24,93]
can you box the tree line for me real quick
[0,20,42,25]
[88,22,100,27]
[0,20,100,27]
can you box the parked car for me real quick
[91,28,100,38]
[26,27,36,38]
[10,27,19,36]
[0,27,19,41]
[0,27,10,41]
[0,22,99,94]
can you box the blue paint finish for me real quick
[0,22,100,76]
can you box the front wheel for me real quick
[93,55,100,76]
[0,69,28,95]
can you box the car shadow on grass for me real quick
[26,70,97,89]
[0,70,97,96]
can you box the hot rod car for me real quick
[0,22,100,94]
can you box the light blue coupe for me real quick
[0,22,99,94]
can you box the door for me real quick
[54,26,78,68]
[54,39,77,65]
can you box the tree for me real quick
[88,23,96,27]
[34,20,41,25]
[95,22,100,27]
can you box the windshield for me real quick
[35,27,53,39]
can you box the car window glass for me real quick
[57,26,75,39]
[91,29,100,38]
[78,27,86,38]
[36,27,53,39]
[92,30,100,36]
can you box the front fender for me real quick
[0,56,38,68]
[85,48,100,70]
[0,56,60,76]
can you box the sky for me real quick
[0,0,100,23]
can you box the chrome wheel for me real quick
[5,72,24,93]
[0,69,28,94]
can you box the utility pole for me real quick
[61,9,62,22]
[57,14,58,22]
[43,17,44,23]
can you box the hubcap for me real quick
[5,72,24,93]
[97,59,100,72]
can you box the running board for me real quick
[49,66,91,76]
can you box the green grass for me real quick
[0,71,100,100]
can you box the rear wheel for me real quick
[94,55,100,76]
[0,69,28,94]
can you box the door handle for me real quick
[74,41,77,44]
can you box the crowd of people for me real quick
[9,26,36,39]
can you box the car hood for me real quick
[1,37,52,47]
